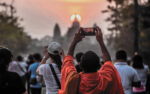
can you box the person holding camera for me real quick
[36,42,63,94]
[58,26,124,94]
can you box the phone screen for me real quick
[81,28,96,36]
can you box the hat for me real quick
[47,42,62,55]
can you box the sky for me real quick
[1,0,109,39]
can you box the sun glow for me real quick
[70,14,81,22]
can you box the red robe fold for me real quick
[58,55,124,94]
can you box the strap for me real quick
[49,64,61,89]
[17,63,25,73]
[76,74,81,94]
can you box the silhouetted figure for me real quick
[0,47,26,94]
[132,55,149,94]
[28,53,42,94]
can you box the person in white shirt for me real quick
[114,50,140,94]
[9,56,27,76]
[37,42,63,94]
[9,55,27,85]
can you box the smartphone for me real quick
[81,27,96,36]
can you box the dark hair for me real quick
[132,55,144,69]
[116,50,127,61]
[33,53,42,62]
[80,51,100,73]
[0,48,13,72]
[27,54,34,65]
[76,52,84,63]
[49,53,62,71]
[16,55,23,61]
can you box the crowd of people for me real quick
[0,26,150,94]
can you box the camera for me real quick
[80,27,97,36]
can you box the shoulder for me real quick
[51,63,57,67]
[29,63,35,69]
[39,64,49,74]
[121,64,136,71]
[128,66,136,71]
[64,55,74,62]
[103,61,114,67]
[39,64,49,71]
[39,64,49,68]
[22,62,27,66]
[11,61,18,66]
[100,61,115,71]
[128,66,139,75]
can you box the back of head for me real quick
[76,52,84,63]
[27,54,34,65]
[16,55,23,62]
[116,50,127,61]
[80,51,100,73]
[47,42,62,71]
[132,55,144,69]
[0,47,13,72]
[33,53,42,62]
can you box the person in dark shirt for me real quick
[75,52,84,73]
[0,47,26,94]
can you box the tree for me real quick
[139,1,150,63]
[103,0,135,56]
[0,2,32,55]
[104,0,150,64]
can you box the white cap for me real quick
[47,42,62,55]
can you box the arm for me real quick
[68,28,84,56]
[96,27,111,62]
[36,57,48,75]
[59,29,84,92]
[68,41,77,56]
[36,49,49,75]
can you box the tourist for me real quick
[58,26,124,94]
[0,47,27,94]
[9,55,27,86]
[114,50,140,94]
[28,53,42,94]
[132,55,149,94]
[37,42,63,94]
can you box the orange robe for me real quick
[58,55,124,94]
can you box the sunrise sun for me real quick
[70,14,81,22]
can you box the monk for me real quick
[59,26,124,94]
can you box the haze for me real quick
[1,0,109,39]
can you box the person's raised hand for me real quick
[73,28,85,44]
[96,26,103,43]
[43,47,49,60]
[68,28,84,56]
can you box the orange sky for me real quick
[2,0,109,39]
